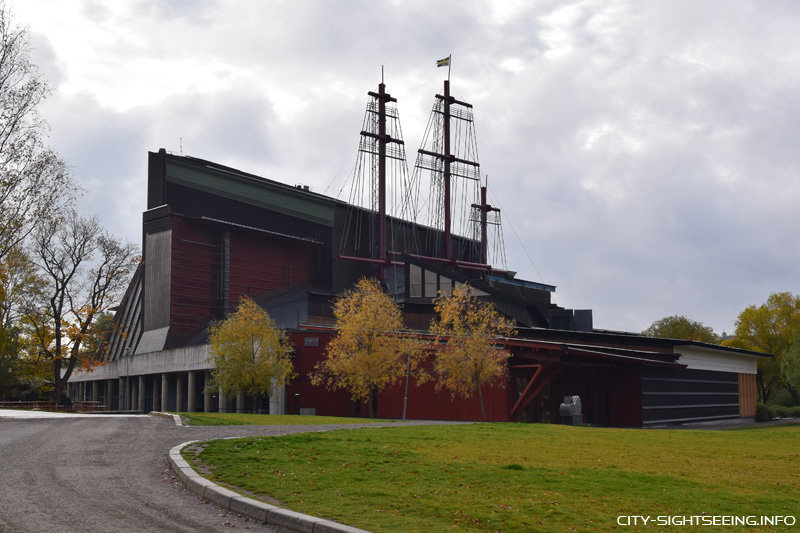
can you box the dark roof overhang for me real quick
[499,336,685,368]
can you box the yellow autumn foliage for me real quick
[208,297,294,398]
[430,284,515,421]
[311,277,421,417]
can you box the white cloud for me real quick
[10,0,800,334]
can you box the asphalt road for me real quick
[0,412,387,533]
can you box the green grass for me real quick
[172,411,388,426]
[186,423,800,532]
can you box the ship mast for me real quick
[414,78,498,269]
[417,80,480,261]
[341,74,507,283]
[471,183,501,265]
[368,81,393,280]
[339,77,408,284]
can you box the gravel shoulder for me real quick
[0,413,360,532]
[0,411,459,532]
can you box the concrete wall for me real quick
[69,345,211,382]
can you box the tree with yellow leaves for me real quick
[431,284,516,422]
[312,277,418,418]
[724,291,800,403]
[208,297,294,408]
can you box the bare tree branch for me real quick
[0,2,78,260]
[26,211,139,401]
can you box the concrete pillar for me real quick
[131,378,138,411]
[219,386,227,413]
[91,381,99,402]
[138,376,146,412]
[236,391,246,413]
[187,371,196,413]
[203,371,212,413]
[161,374,169,412]
[176,373,185,412]
[107,379,115,410]
[119,377,126,410]
[153,375,161,412]
[127,378,133,410]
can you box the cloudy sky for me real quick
[11,0,800,335]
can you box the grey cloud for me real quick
[44,92,147,243]
[13,0,800,335]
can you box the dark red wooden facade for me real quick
[170,217,215,339]
[286,330,513,422]
[229,231,314,298]
[285,330,656,425]
[92,149,766,427]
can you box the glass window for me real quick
[439,276,453,296]
[424,269,438,297]
[409,264,422,297]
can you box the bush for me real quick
[756,402,776,422]
[758,403,800,420]
[768,387,798,407]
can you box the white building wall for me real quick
[675,345,758,375]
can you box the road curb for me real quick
[150,411,185,426]
[167,440,369,533]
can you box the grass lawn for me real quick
[186,422,800,532]
[172,412,388,426]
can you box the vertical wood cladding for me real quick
[214,230,230,319]
[379,353,509,421]
[738,373,757,417]
[170,217,215,339]
[286,332,356,417]
[167,215,316,341]
[228,231,313,301]
[144,230,172,331]
[285,331,510,422]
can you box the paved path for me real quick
[0,410,409,533]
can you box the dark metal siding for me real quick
[147,150,167,209]
[641,366,739,425]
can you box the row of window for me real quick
[407,264,487,299]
